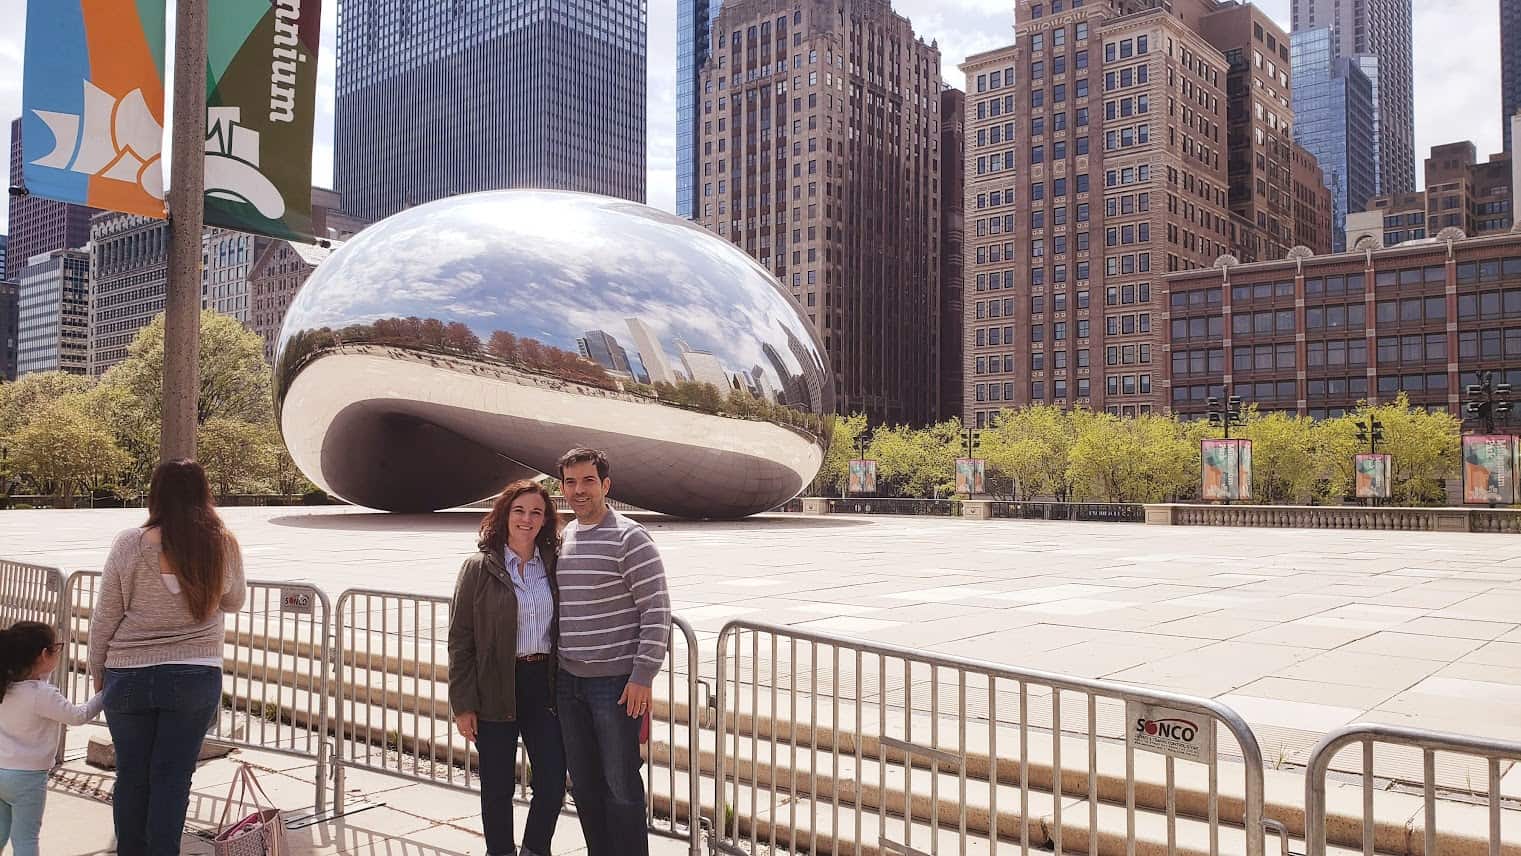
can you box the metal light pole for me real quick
[161,0,209,461]
[1355,417,1385,507]
[1464,371,1513,436]
[1206,393,1244,438]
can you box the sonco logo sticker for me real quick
[1125,702,1216,763]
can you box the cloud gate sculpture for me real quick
[273,190,836,518]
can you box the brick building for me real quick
[694,0,947,426]
[1292,141,1335,254]
[250,241,334,363]
[939,86,967,421]
[1351,141,1515,249]
[1165,232,1521,420]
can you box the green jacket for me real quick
[447,544,560,722]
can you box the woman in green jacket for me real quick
[448,479,564,856]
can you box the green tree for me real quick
[980,405,1074,499]
[1352,395,1459,504]
[98,311,274,486]
[0,371,95,437]
[10,397,129,507]
[197,418,278,498]
[1066,411,1198,502]
[1238,409,1320,504]
[816,413,867,495]
[867,419,962,498]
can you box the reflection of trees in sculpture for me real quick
[278,317,827,437]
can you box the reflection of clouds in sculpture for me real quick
[275,190,833,518]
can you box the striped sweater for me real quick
[556,509,671,686]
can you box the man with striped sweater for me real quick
[555,448,671,856]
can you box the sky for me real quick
[0,0,1504,235]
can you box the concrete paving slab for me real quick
[8,507,1521,799]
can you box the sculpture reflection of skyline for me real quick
[276,313,828,436]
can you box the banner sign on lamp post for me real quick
[203,0,322,240]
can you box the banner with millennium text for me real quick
[22,0,167,218]
[204,0,321,241]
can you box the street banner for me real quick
[22,0,168,218]
[956,458,986,495]
[847,459,877,495]
[1462,435,1517,505]
[204,0,322,240]
[1200,438,1252,502]
[1353,453,1392,500]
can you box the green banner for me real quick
[203,0,321,241]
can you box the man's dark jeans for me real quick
[476,659,566,856]
[555,671,647,856]
[103,664,222,856]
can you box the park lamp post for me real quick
[1354,416,1385,455]
[1354,417,1385,507]
[1205,394,1245,438]
[1463,371,1513,435]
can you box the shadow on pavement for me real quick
[269,510,870,532]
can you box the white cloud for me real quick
[0,0,1508,235]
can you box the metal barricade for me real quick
[713,620,1267,856]
[58,571,333,811]
[331,588,703,853]
[1305,723,1521,856]
[0,559,65,630]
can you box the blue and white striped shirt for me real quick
[504,547,554,656]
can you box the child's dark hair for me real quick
[0,622,55,702]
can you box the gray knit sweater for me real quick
[87,527,247,681]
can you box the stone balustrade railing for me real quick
[1144,503,1521,533]
[793,498,1521,532]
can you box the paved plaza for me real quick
[5,506,1521,786]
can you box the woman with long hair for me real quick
[448,479,565,856]
[87,460,246,856]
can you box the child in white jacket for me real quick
[0,620,104,856]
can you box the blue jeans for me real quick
[555,671,646,856]
[0,769,48,856]
[476,660,565,856]
[104,665,223,856]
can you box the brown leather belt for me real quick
[516,653,549,663]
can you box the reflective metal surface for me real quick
[274,190,834,518]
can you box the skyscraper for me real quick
[88,212,168,376]
[576,329,635,376]
[250,240,334,363]
[8,118,96,272]
[694,0,946,426]
[939,87,966,423]
[0,234,8,282]
[1291,27,1376,253]
[334,0,647,224]
[626,317,676,384]
[16,249,89,376]
[678,0,724,218]
[1291,0,1414,194]
[0,280,17,381]
[202,230,268,325]
[1503,0,1521,153]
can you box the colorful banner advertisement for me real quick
[22,0,167,218]
[847,459,877,495]
[1201,439,1252,502]
[204,0,322,240]
[1354,453,1392,500]
[956,458,986,495]
[1462,435,1518,506]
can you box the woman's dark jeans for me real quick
[104,664,223,856]
[476,659,567,856]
